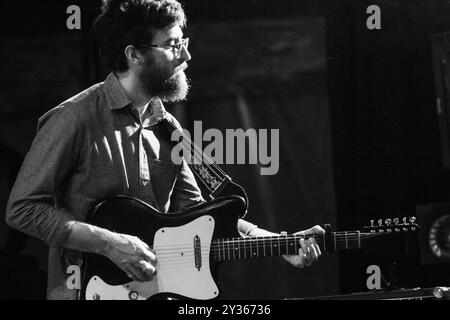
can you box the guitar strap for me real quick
[161,117,247,204]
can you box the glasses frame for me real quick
[137,38,189,57]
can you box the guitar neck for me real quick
[212,232,364,262]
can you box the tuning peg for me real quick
[370,220,375,227]
[378,219,383,227]
[402,217,408,224]
[385,219,392,226]
[393,218,399,225]
[409,217,416,224]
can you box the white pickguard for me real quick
[85,215,218,300]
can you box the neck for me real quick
[210,232,364,262]
[115,71,154,115]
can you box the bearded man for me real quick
[6,0,324,300]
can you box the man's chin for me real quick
[159,72,190,103]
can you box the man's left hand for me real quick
[282,225,325,268]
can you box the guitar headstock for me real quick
[362,216,420,234]
[357,217,420,255]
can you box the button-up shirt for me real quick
[5,73,207,299]
[6,73,257,300]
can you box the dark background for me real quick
[1,0,450,299]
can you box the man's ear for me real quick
[124,45,145,67]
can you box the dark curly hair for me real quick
[94,0,186,72]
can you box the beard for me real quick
[140,58,190,103]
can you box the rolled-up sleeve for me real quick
[5,106,81,247]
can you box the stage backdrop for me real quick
[168,17,338,299]
[0,1,338,299]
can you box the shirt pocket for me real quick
[149,159,179,210]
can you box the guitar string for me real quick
[152,235,368,259]
[133,235,370,267]
[155,242,364,266]
[150,232,369,247]
[151,242,349,267]
[152,239,371,258]
[125,234,412,268]
[155,238,365,257]
[154,247,366,265]
[153,240,365,257]
[104,234,377,269]
[147,233,371,251]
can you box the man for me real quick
[6,0,324,300]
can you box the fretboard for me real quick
[212,232,363,262]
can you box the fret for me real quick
[270,237,273,256]
[227,239,230,260]
[232,239,235,260]
[263,238,266,257]
[344,231,348,249]
[294,235,298,253]
[222,239,226,261]
[249,238,252,258]
[285,236,289,255]
[277,237,281,256]
[218,240,221,261]
[334,232,336,250]
[357,231,361,249]
[291,236,296,255]
[238,239,241,259]
[224,239,227,260]
[214,241,218,261]
[256,238,259,257]
[243,239,246,259]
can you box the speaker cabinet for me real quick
[416,202,450,265]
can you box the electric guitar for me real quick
[80,195,419,300]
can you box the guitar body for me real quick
[210,179,249,214]
[81,195,247,300]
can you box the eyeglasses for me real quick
[138,38,189,57]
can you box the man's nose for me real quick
[179,45,191,62]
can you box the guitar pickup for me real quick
[194,235,202,271]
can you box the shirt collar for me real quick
[104,72,133,110]
[144,97,167,127]
[103,72,168,126]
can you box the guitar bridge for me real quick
[194,235,202,270]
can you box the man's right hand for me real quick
[104,233,157,282]
[64,222,157,282]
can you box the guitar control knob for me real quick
[378,219,383,227]
[129,291,139,300]
[370,220,375,227]
[433,287,450,299]
[409,217,416,224]
[385,219,392,226]
[402,217,408,224]
[393,218,399,225]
